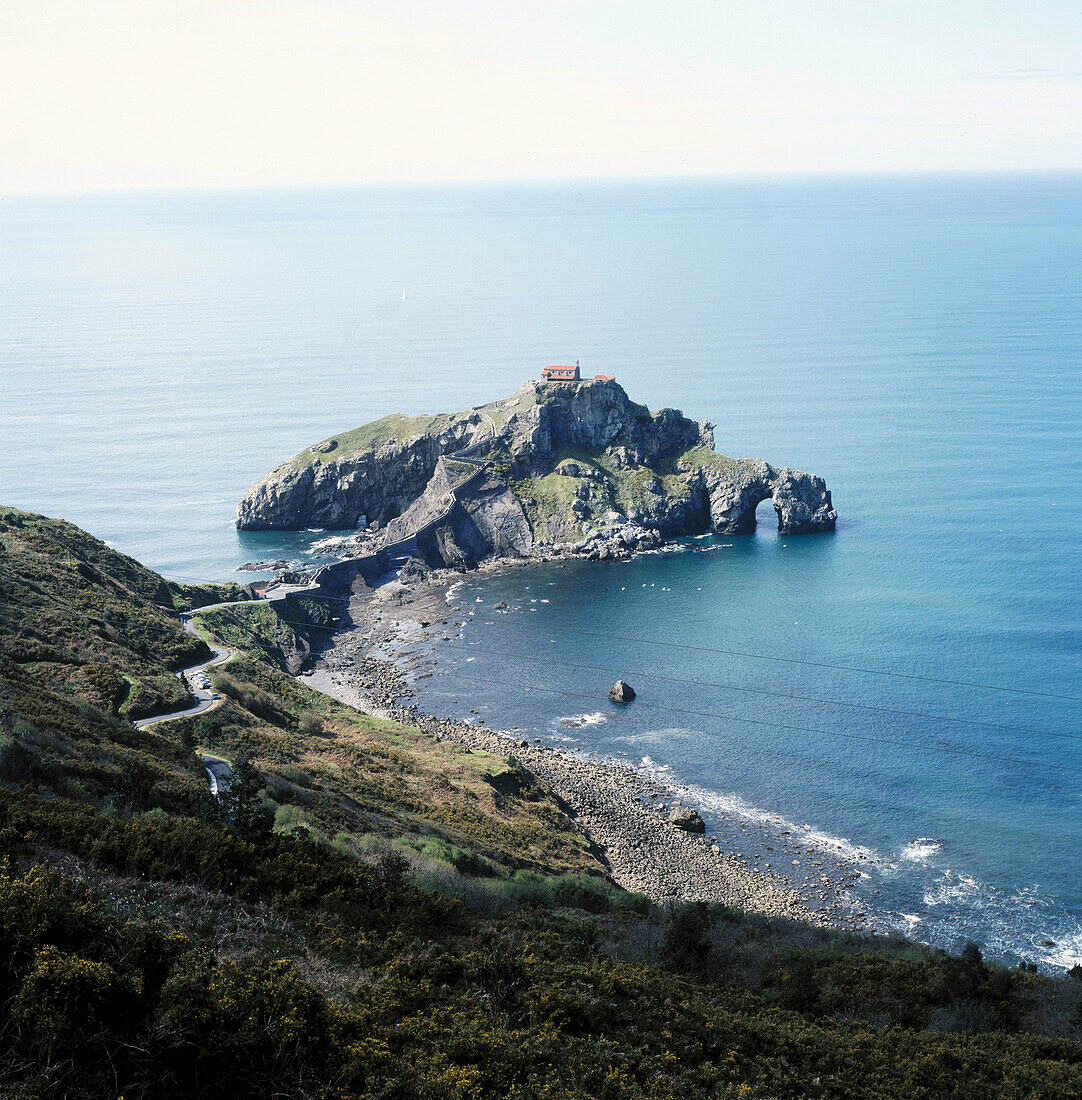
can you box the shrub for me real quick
[218,756,273,837]
[80,662,127,711]
[113,759,157,814]
[0,734,35,781]
[551,873,617,914]
[394,835,504,879]
[156,954,332,1092]
[12,946,140,1053]
[663,901,713,971]
[211,672,289,726]
[298,710,324,736]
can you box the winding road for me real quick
[131,599,277,791]
[134,588,309,730]
[133,605,246,730]
[201,754,233,795]
[132,591,321,792]
[135,414,499,789]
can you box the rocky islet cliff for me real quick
[236,378,836,568]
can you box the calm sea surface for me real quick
[2,176,1080,967]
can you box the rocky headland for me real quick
[237,377,836,570]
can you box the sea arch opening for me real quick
[753,491,783,534]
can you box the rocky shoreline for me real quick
[296,566,879,932]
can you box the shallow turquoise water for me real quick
[1,176,1079,965]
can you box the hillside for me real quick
[236,379,836,568]
[0,508,601,873]
[3,510,1082,1098]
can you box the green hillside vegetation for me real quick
[0,507,257,719]
[176,645,603,880]
[195,600,310,661]
[288,412,460,472]
[2,508,1082,1097]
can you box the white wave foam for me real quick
[923,870,983,908]
[608,730,665,747]
[445,581,465,603]
[1032,928,1082,970]
[672,781,882,866]
[901,838,942,862]
[586,750,880,866]
[559,711,608,729]
[610,727,694,744]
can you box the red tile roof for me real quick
[593,374,615,381]
[542,364,580,381]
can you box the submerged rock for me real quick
[608,680,636,703]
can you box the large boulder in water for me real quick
[608,680,636,703]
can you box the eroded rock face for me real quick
[502,382,707,476]
[236,428,474,531]
[453,480,533,558]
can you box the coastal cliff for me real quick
[237,378,835,566]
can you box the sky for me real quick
[2,0,1080,193]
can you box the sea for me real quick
[2,175,1080,969]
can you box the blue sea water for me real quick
[1,175,1080,967]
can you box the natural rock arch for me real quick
[706,462,836,535]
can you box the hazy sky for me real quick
[2,0,1080,192]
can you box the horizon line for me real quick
[4,167,1082,202]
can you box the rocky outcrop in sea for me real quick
[237,378,836,569]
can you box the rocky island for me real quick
[238,374,835,570]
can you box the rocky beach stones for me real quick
[608,680,636,703]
